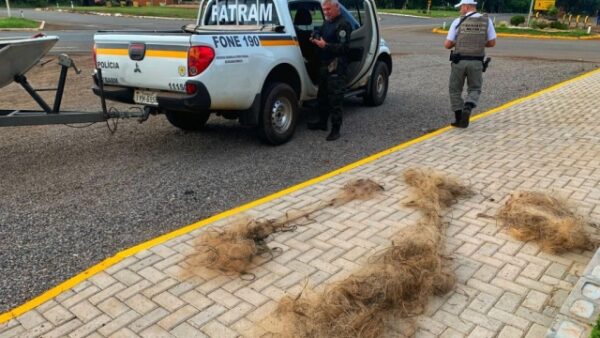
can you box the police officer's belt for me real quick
[456,55,484,61]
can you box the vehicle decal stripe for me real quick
[96,48,129,56]
[258,35,297,46]
[260,40,298,46]
[95,43,188,51]
[147,44,189,51]
[258,35,294,41]
[96,48,187,59]
[146,50,188,58]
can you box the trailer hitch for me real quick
[58,54,81,75]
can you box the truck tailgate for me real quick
[94,33,191,92]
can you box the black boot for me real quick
[326,124,340,141]
[450,110,462,127]
[458,103,475,128]
[307,119,328,131]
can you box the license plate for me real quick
[134,90,158,106]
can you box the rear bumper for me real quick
[92,74,211,113]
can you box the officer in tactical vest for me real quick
[444,0,496,128]
[307,0,352,141]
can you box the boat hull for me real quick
[0,36,59,89]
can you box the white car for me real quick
[93,0,392,144]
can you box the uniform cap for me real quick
[454,0,477,7]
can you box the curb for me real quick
[0,20,45,31]
[432,27,600,40]
[2,66,600,325]
[546,247,600,338]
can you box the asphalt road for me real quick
[2,9,599,60]
[1,9,599,312]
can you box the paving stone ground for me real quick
[1,70,600,338]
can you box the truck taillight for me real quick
[186,83,197,94]
[188,46,214,76]
[92,43,97,69]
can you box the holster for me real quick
[482,57,492,73]
[449,51,460,64]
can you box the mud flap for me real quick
[239,93,261,126]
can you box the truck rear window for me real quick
[203,0,280,26]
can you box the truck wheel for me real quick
[257,82,298,145]
[364,61,389,107]
[165,110,210,131]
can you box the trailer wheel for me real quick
[364,61,389,107]
[165,110,210,131]
[257,82,298,145]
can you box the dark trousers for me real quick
[317,66,345,127]
[449,60,483,112]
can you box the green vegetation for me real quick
[496,26,592,37]
[7,0,599,15]
[0,17,40,28]
[378,8,457,18]
[549,21,568,29]
[591,317,600,338]
[510,15,525,26]
[531,19,549,29]
[372,0,600,15]
[69,6,197,19]
[438,25,594,37]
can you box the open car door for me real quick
[340,0,379,88]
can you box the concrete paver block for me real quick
[559,276,600,324]
[546,315,590,338]
[3,69,600,338]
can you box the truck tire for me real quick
[257,82,298,145]
[165,110,210,131]
[363,61,389,107]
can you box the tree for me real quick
[556,0,600,14]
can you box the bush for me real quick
[549,21,568,29]
[547,6,559,17]
[532,19,549,29]
[531,19,550,29]
[510,15,525,26]
[497,20,509,28]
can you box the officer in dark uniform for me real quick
[307,0,352,141]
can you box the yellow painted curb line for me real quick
[432,27,600,40]
[2,66,600,325]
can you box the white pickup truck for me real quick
[93,0,392,144]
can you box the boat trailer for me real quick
[0,35,148,128]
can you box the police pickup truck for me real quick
[93,0,392,144]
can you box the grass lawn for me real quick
[437,26,595,37]
[496,26,594,37]
[69,6,197,19]
[379,8,458,18]
[0,17,40,28]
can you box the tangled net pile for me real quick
[269,168,473,338]
[497,191,594,253]
[183,179,384,276]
